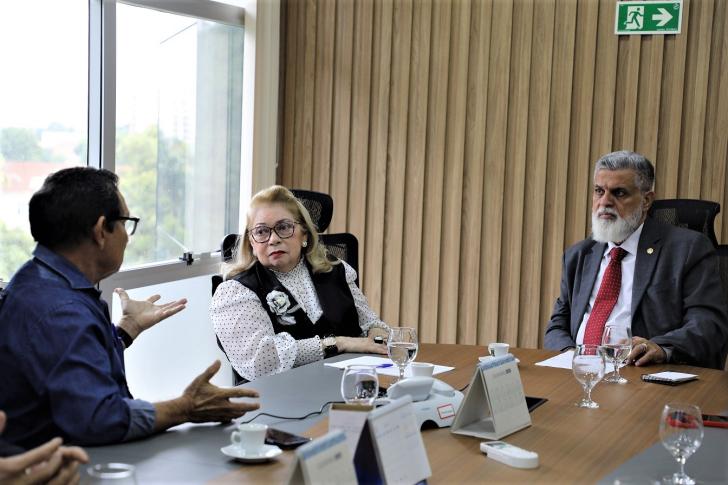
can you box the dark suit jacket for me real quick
[544,218,728,369]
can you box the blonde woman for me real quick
[211,186,389,381]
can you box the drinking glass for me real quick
[572,344,606,408]
[600,325,632,384]
[86,463,137,484]
[659,403,703,485]
[387,327,418,382]
[340,365,379,405]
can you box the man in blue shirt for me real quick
[0,167,259,449]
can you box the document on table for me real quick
[535,350,627,370]
[325,356,454,377]
[535,350,575,369]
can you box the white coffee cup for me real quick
[410,362,435,377]
[488,342,510,357]
[231,423,268,452]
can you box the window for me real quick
[0,0,260,283]
[114,2,244,268]
[0,1,88,280]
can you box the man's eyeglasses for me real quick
[249,221,300,243]
[112,216,140,236]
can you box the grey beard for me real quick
[591,206,642,243]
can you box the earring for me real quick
[302,241,308,248]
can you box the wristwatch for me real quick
[322,335,338,358]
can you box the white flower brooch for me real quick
[266,290,300,325]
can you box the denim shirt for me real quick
[0,245,155,449]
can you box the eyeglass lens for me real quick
[124,219,138,236]
[251,222,296,242]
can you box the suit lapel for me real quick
[573,241,606,331]
[632,218,662,316]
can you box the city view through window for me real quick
[0,1,244,281]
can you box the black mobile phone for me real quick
[702,414,728,429]
[265,428,312,449]
[525,396,548,413]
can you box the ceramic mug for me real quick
[488,342,510,357]
[410,362,435,377]
[231,423,268,452]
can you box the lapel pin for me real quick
[647,248,654,255]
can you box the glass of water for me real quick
[660,403,703,485]
[601,325,632,384]
[86,463,137,484]
[572,344,605,408]
[387,327,418,382]
[340,365,379,405]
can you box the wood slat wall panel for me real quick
[398,0,431,330]
[478,0,511,345]
[519,0,554,347]
[457,0,491,345]
[363,0,393,312]
[564,0,598,248]
[329,0,354,232]
[347,0,374,277]
[539,0,577,347]
[419,0,451,344]
[381,0,413,324]
[499,0,532,348]
[311,0,336,194]
[438,0,470,344]
[278,0,728,349]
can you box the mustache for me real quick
[596,207,619,217]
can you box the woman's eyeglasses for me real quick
[249,221,300,243]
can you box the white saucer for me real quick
[221,444,283,463]
[479,356,520,364]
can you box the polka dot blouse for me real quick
[210,258,389,381]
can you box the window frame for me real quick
[92,0,279,300]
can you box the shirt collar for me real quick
[33,244,99,293]
[606,222,644,257]
[270,257,306,278]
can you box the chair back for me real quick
[320,232,360,286]
[648,199,720,247]
[291,189,334,233]
[717,245,728,304]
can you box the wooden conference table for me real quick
[86,344,728,483]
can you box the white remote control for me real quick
[480,441,539,469]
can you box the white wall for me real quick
[110,275,234,401]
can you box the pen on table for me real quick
[376,363,394,368]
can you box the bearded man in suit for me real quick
[545,151,728,369]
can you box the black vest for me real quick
[233,260,362,339]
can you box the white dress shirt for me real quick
[210,259,388,381]
[575,224,644,344]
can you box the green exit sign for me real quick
[615,1,682,35]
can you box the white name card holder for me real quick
[328,403,373,454]
[353,395,432,484]
[287,430,358,485]
[451,354,531,440]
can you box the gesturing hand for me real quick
[0,411,89,485]
[115,288,187,340]
[182,360,260,423]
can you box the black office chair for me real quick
[717,245,728,302]
[291,189,333,233]
[648,199,720,248]
[320,232,359,286]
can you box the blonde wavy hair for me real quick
[223,185,337,279]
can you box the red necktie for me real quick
[583,247,628,345]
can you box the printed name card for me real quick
[451,354,531,440]
[353,395,431,484]
[288,430,357,485]
[328,403,373,454]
